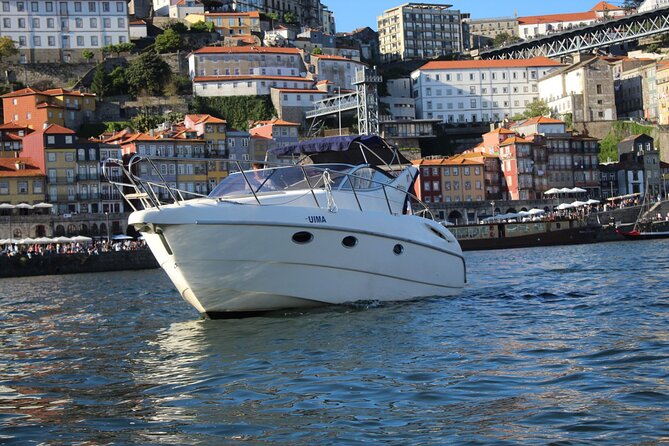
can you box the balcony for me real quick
[101,192,122,201]
[77,193,100,201]
[77,174,100,181]
[47,176,76,184]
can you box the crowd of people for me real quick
[0,239,148,258]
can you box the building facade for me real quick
[185,11,261,37]
[411,58,563,124]
[0,157,45,205]
[466,16,518,50]
[0,0,130,63]
[1,87,96,131]
[539,54,617,124]
[378,2,463,62]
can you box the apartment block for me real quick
[210,0,326,30]
[378,2,463,62]
[0,0,130,63]
[411,58,563,124]
[2,87,96,131]
[310,54,367,90]
[466,16,518,50]
[184,11,261,37]
[539,54,617,124]
[189,46,306,79]
[0,157,46,206]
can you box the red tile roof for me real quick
[0,157,44,178]
[591,1,623,11]
[203,11,260,18]
[419,57,563,71]
[185,114,227,125]
[42,124,76,135]
[193,45,301,55]
[312,54,365,63]
[1,87,40,98]
[274,88,328,94]
[517,116,564,125]
[518,11,597,25]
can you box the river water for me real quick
[1,240,668,445]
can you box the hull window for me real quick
[342,236,358,248]
[292,231,314,244]
[393,244,404,255]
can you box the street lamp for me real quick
[105,211,110,243]
[491,201,495,218]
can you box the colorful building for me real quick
[1,87,96,131]
[0,157,46,205]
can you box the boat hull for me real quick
[452,220,599,251]
[132,203,465,316]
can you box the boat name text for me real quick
[307,216,327,223]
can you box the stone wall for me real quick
[1,62,94,90]
[0,250,158,278]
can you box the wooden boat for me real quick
[616,220,669,240]
[450,219,600,251]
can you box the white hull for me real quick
[132,200,466,316]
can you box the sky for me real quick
[327,0,624,32]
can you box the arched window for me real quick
[67,224,77,235]
[12,228,21,238]
[90,224,99,236]
[34,225,46,237]
[80,224,89,236]
[55,225,65,236]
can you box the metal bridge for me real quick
[305,92,358,119]
[479,6,669,59]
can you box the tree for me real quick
[164,111,184,124]
[109,66,127,95]
[82,50,95,63]
[512,99,552,121]
[131,113,163,132]
[125,52,171,96]
[0,36,18,62]
[623,0,643,10]
[165,20,188,34]
[493,32,521,48]
[283,12,297,24]
[190,96,275,131]
[189,20,215,33]
[90,66,112,98]
[312,47,323,55]
[155,28,183,54]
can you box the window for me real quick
[18,181,28,193]
[102,1,109,12]
[46,1,53,12]
[74,2,81,12]
[117,1,124,12]
[47,152,56,161]
[18,18,25,28]
[2,2,8,12]
[33,180,43,193]
[76,36,84,46]
[76,18,83,28]
[65,152,74,162]
[90,18,97,29]
[0,181,7,194]
[17,2,24,12]
[2,18,9,28]
[32,18,40,28]
[88,1,96,12]
[47,18,54,28]
[65,136,73,144]
[33,36,41,47]
[103,18,111,29]
[91,36,98,46]
[118,18,125,29]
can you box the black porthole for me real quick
[342,236,358,248]
[292,231,313,244]
[393,244,404,255]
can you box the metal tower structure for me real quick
[353,67,383,136]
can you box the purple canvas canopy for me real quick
[268,135,409,166]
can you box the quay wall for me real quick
[0,250,159,279]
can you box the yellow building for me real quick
[657,61,669,125]
[441,154,486,203]
[0,157,46,205]
[185,11,261,37]
[183,114,229,189]
[23,124,79,214]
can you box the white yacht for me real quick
[105,135,466,318]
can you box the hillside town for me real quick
[0,0,669,238]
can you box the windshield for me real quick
[208,164,354,198]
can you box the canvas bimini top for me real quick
[267,135,410,167]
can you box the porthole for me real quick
[393,244,404,255]
[292,231,313,244]
[342,236,358,248]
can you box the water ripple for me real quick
[0,242,668,444]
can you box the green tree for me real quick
[312,47,323,55]
[131,113,163,133]
[512,99,552,121]
[283,12,297,24]
[190,96,275,131]
[0,36,18,62]
[109,66,127,95]
[165,20,188,33]
[90,66,112,98]
[189,20,215,33]
[164,74,192,96]
[125,52,171,96]
[623,0,643,10]
[155,28,183,53]
[82,49,95,63]
[493,32,521,47]
[164,111,184,124]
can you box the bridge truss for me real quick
[480,6,669,59]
